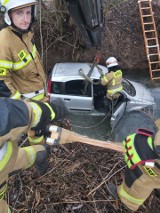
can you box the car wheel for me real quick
[111,111,158,142]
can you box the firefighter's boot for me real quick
[107,182,119,199]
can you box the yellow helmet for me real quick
[0,0,37,25]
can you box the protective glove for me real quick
[29,98,68,137]
[123,129,156,169]
[35,144,51,175]
[50,98,68,121]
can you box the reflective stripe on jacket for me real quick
[101,70,123,96]
[118,184,145,206]
[0,26,46,99]
[123,133,154,169]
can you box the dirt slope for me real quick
[39,0,160,74]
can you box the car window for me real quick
[65,80,92,97]
[50,82,62,94]
[122,79,136,96]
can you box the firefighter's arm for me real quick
[27,98,68,137]
[100,72,113,86]
[0,46,21,99]
[123,129,156,169]
[13,99,68,175]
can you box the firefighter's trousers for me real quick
[117,165,160,211]
[0,145,45,213]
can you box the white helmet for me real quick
[106,57,118,68]
[0,0,37,25]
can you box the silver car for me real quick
[48,62,155,129]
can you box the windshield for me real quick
[122,79,136,97]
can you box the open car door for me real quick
[110,92,128,130]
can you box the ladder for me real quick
[138,0,160,80]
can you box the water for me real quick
[68,69,160,143]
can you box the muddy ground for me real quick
[7,0,160,212]
[35,0,160,75]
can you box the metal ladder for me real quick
[138,0,160,80]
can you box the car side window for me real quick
[65,80,91,97]
[51,82,62,94]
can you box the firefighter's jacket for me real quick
[0,26,46,100]
[101,69,123,100]
[0,98,46,213]
[117,130,160,211]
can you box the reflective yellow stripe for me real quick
[119,185,145,205]
[0,184,8,200]
[0,68,7,76]
[2,0,10,6]
[10,90,21,100]
[113,70,122,78]
[31,93,45,101]
[107,86,123,94]
[29,102,42,127]
[28,135,44,144]
[44,102,55,120]
[0,142,13,171]
[148,137,154,150]
[0,60,13,69]
[102,76,108,83]
[0,45,37,71]
[22,147,36,168]
[8,207,11,213]
[143,166,158,177]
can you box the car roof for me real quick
[51,62,108,81]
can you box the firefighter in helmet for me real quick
[100,57,123,110]
[0,97,68,213]
[0,0,46,101]
[100,57,123,100]
[0,0,56,145]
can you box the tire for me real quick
[111,111,158,142]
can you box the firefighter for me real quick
[0,0,46,101]
[0,0,57,145]
[100,57,123,110]
[0,97,67,213]
[107,128,160,212]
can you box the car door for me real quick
[110,92,127,130]
[62,79,94,112]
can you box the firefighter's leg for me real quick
[0,183,10,213]
[117,166,160,211]
[11,145,49,176]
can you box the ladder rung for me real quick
[142,15,152,17]
[150,61,160,64]
[141,7,150,9]
[152,77,160,80]
[151,69,160,72]
[148,53,159,56]
[145,30,155,32]
[146,38,156,40]
[144,22,154,25]
[147,45,158,48]
[138,0,151,2]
